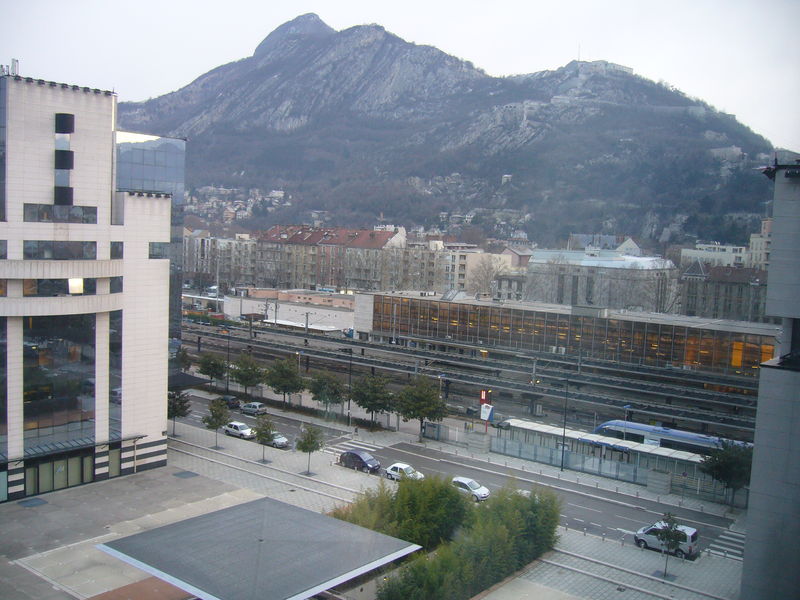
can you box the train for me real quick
[592,420,750,454]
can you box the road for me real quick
[178,392,742,559]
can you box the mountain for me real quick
[118,13,775,245]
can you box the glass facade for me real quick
[116,132,185,339]
[109,310,122,440]
[23,241,96,260]
[23,314,95,456]
[372,295,776,376]
[24,204,97,224]
[23,278,96,296]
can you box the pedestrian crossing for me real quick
[708,529,745,560]
[323,437,383,457]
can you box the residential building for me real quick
[0,72,179,502]
[522,249,678,313]
[740,158,800,599]
[679,262,771,323]
[746,217,772,270]
[680,242,748,268]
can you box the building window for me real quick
[110,242,123,259]
[54,149,74,170]
[23,278,97,296]
[23,241,97,260]
[149,242,169,259]
[110,277,123,293]
[53,186,73,206]
[24,204,97,224]
[0,240,6,259]
[23,314,96,456]
[54,113,75,134]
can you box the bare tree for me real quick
[467,254,509,295]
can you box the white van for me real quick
[634,521,698,558]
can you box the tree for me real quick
[466,254,509,296]
[202,398,229,448]
[252,414,277,463]
[229,352,264,397]
[397,377,448,442]
[175,347,192,372]
[198,353,226,388]
[699,440,753,505]
[352,375,394,428]
[296,424,324,475]
[654,513,685,578]
[264,357,305,405]
[167,391,191,436]
[308,373,345,418]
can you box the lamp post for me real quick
[560,380,569,472]
[623,404,632,440]
[220,328,231,392]
[340,348,353,426]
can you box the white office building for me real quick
[0,71,182,502]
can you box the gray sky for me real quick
[2,0,797,151]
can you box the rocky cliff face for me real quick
[118,13,774,245]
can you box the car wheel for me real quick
[636,539,647,549]
[472,495,480,502]
[224,430,230,436]
[675,549,686,559]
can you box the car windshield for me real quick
[402,466,413,474]
[466,480,480,490]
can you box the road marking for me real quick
[567,503,601,512]
[617,528,636,535]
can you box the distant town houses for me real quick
[183,220,775,324]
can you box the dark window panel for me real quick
[54,150,74,170]
[54,113,75,134]
[53,186,73,205]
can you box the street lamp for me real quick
[560,380,569,472]
[220,328,231,392]
[623,404,632,440]
[339,348,353,426]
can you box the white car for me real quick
[385,462,425,481]
[223,421,255,439]
[452,476,490,501]
[634,521,698,558]
[267,432,289,448]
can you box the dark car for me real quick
[221,395,240,409]
[339,449,381,474]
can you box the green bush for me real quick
[375,486,561,600]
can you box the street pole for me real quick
[347,350,353,427]
[623,404,632,440]
[560,380,569,472]
[225,330,231,392]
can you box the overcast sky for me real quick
[2,0,797,151]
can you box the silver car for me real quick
[240,402,268,416]
[385,462,425,481]
[223,421,255,439]
[267,432,289,448]
[452,476,490,501]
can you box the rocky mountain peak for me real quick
[253,13,335,57]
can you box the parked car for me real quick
[490,418,512,429]
[385,462,424,481]
[221,395,240,409]
[266,432,289,449]
[223,421,255,439]
[240,402,268,416]
[339,449,381,474]
[634,521,698,558]
[452,476,491,501]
